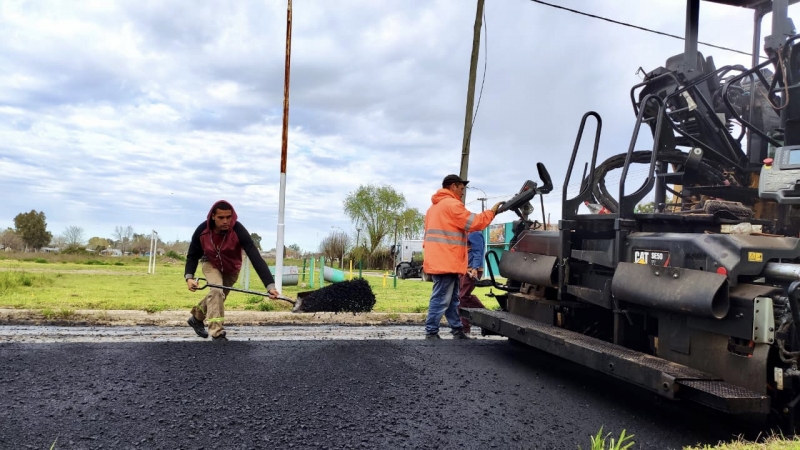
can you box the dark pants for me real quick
[458,273,486,333]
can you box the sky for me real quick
[1,0,797,252]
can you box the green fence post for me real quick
[309,258,315,288]
[301,258,307,282]
[358,260,363,279]
[319,256,325,288]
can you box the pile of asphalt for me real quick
[296,278,376,313]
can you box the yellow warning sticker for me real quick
[748,252,763,262]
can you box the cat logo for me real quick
[633,250,670,267]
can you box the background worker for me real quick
[184,200,280,341]
[422,174,501,340]
[458,230,487,334]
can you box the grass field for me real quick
[0,254,501,314]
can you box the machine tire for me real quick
[396,264,407,280]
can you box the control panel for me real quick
[759,145,800,204]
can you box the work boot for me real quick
[187,316,208,339]
[212,330,228,342]
[452,329,473,340]
[424,333,441,340]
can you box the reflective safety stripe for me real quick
[207,317,225,323]
[464,213,477,232]
[424,236,468,246]
[426,229,465,238]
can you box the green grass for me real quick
[579,427,634,450]
[683,433,800,449]
[0,255,500,313]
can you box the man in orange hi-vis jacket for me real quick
[423,174,502,340]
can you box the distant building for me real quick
[100,249,123,257]
[40,247,60,253]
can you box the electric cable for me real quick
[529,0,766,59]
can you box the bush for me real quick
[34,258,47,264]
[61,245,90,255]
[85,260,108,266]
[166,250,185,261]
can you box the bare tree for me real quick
[50,235,67,249]
[319,231,351,267]
[113,226,135,254]
[63,226,85,247]
[0,228,23,251]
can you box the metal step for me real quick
[463,308,769,415]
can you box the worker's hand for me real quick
[267,288,280,299]
[467,268,478,279]
[491,202,504,214]
[186,278,198,292]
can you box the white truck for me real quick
[391,239,429,281]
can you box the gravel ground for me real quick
[0,326,757,449]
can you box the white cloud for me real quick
[0,0,796,252]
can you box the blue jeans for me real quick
[425,274,464,335]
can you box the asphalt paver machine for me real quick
[462,0,800,425]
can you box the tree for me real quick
[113,226,134,253]
[398,208,424,239]
[14,210,52,251]
[250,233,262,251]
[88,237,111,252]
[287,243,302,258]
[130,233,153,255]
[319,231,350,267]
[0,228,23,251]
[63,226,85,247]
[343,184,418,254]
[635,201,655,213]
[50,235,66,249]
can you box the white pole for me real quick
[147,231,153,274]
[276,0,292,293]
[148,232,153,274]
[276,174,286,293]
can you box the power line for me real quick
[529,0,763,59]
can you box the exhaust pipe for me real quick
[763,263,800,282]
[611,263,729,319]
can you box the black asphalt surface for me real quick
[0,337,756,449]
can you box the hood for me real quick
[431,188,461,205]
[206,200,238,231]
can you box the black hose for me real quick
[586,150,730,213]
[788,281,800,350]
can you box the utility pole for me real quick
[459,0,485,202]
[478,197,486,212]
[275,0,292,293]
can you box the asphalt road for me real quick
[0,327,759,450]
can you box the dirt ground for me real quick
[0,308,426,327]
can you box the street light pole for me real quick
[331,225,345,269]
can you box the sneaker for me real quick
[452,329,473,340]
[212,331,228,341]
[187,316,208,339]
[424,333,441,340]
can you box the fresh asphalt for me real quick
[0,326,760,449]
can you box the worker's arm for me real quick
[184,223,206,291]
[450,201,496,234]
[233,223,279,298]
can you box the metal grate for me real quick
[678,380,767,400]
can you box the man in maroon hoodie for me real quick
[184,200,280,341]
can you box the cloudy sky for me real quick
[1,0,796,252]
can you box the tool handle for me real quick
[192,278,295,305]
